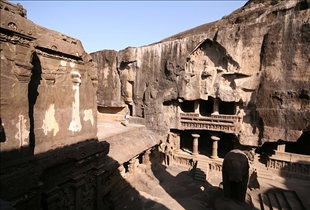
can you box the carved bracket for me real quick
[71,71,81,86]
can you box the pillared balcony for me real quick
[179,112,241,133]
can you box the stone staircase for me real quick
[254,154,275,180]
[259,190,306,210]
[194,161,209,181]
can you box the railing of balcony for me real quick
[179,112,240,133]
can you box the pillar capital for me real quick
[211,135,220,141]
[192,133,200,138]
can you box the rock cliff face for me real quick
[91,0,310,147]
[0,1,112,209]
[0,0,98,158]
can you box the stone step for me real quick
[259,190,306,210]
[256,168,275,180]
[194,161,208,181]
[196,164,209,170]
[194,171,206,178]
[194,172,207,182]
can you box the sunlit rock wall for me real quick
[0,0,98,158]
[92,0,310,146]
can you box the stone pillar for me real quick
[212,98,219,115]
[194,100,199,114]
[277,141,286,152]
[143,149,151,165]
[173,132,182,152]
[211,135,220,159]
[192,134,200,156]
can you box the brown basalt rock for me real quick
[0,0,98,158]
[92,0,310,145]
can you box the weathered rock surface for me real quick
[91,0,310,146]
[0,0,98,158]
[0,1,118,209]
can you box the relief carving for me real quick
[0,32,32,47]
[57,187,74,210]
[182,39,244,102]
[16,3,27,18]
[70,71,81,86]
[81,175,95,210]
[8,22,17,31]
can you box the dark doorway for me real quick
[180,100,194,112]
[286,132,310,155]
[255,142,277,156]
[180,131,194,153]
[128,104,133,116]
[199,98,213,116]
[219,101,235,115]
[197,132,212,156]
[218,134,235,158]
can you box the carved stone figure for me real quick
[222,149,249,203]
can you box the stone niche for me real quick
[0,0,98,159]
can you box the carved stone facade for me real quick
[1,0,310,209]
[267,150,310,179]
[179,113,239,133]
[0,1,100,209]
[91,0,309,148]
[0,0,98,159]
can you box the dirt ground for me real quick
[122,164,241,210]
[120,163,310,210]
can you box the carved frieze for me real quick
[267,151,310,176]
[56,186,75,210]
[178,112,243,134]
[81,175,95,210]
[268,158,310,175]
[0,30,34,47]
[35,48,82,62]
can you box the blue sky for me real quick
[11,1,247,53]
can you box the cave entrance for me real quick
[285,132,310,155]
[217,134,235,158]
[255,142,277,156]
[97,106,125,115]
[180,100,195,113]
[199,98,213,116]
[128,103,133,116]
[219,101,235,115]
[180,131,194,153]
[255,132,310,157]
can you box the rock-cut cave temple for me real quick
[0,0,310,209]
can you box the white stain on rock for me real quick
[15,115,29,149]
[69,72,82,132]
[70,62,75,68]
[60,60,67,67]
[83,109,94,125]
[42,104,59,136]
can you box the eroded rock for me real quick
[0,0,98,157]
[92,0,310,146]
